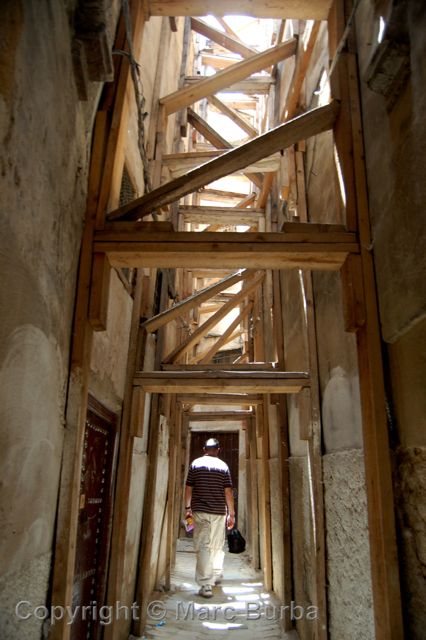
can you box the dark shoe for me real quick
[198,585,213,598]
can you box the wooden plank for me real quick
[259,396,272,590]
[88,252,111,331]
[187,108,231,149]
[149,0,333,20]
[160,39,297,115]
[162,362,276,371]
[185,76,274,94]
[163,149,280,176]
[133,371,308,394]
[107,101,339,220]
[295,150,307,220]
[248,415,260,568]
[179,205,263,225]
[142,268,252,333]
[344,19,403,637]
[177,393,263,405]
[162,273,264,363]
[202,53,246,70]
[280,21,321,120]
[207,94,258,138]
[187,411,254,421]
[191,17,257,58]
[340,253,366,332]
[50,109,109,640]
[93,229,358,270]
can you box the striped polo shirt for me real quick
[186,455,233,515]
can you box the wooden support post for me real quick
[88,252,111,330]
[259,396,272,591]
[248,415,260,569]
[50,110,108,640]
[340,253,365,332]
[133,272,169,636]
[335,1,403,634]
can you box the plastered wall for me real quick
[0,1,91,635]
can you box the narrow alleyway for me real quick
[131,539,299,640]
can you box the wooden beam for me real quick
[198,187,250,202]
[107,101,339,220]
[163,149,280,176]
[162,363,276,371]
[133,370,309,394]
[162,273,264,363]
[160,39,297,115]
[179,205,264,225]
[187,108,230,149]
[184,76,273,94]
[191,17,257,58]
[178,393,263,405]
[207,94,258,138]
[149,0,332,20]
[186,411,254,421]
[280,21,321,121]
[342,9,403,635]
[88,252,111,331]
[214,16,240,40]
[198,302,253,364]
[93,229,358,270]
[142,268,252,333]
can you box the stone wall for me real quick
[323,450,374,639]
[0,1,92,636]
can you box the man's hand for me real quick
[226,513,235,530]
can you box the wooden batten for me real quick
[340,253,366,332]
[190,17,257,58]
[160,39,297,115]
[88,252,111,331]
[107,101,339,221]
[177,393,264,405]
[133,370,309,394]
[149,0,332,20]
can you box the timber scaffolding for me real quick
[51,3,403,640]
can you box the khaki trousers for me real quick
[193,511,226,586]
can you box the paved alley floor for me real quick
[131,538,298,640]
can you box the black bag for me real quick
[227,528,246,554]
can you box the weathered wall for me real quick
[0,1,92,636]
[355,1,426,635]
[323,449,374,640]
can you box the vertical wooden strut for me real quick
[328,0,403,637]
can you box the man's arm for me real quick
[225,486,235,530]
[184,485,193,514]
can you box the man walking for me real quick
[184,437,235,598]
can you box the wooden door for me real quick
[71,397,118,640]
[189,431,240,525]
